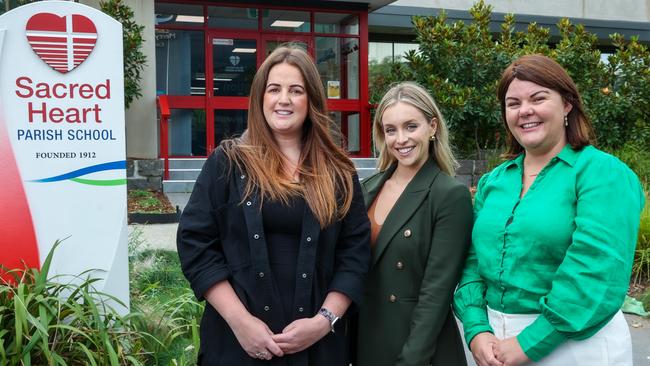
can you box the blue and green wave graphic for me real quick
[30,160,126,186]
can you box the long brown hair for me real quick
[373,82,458,175]
[222,45,356,228]
[497,54,596,159]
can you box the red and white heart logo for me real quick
[25,13,97,74]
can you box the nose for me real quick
[278,89,291,105]
[519,102,533,117]
[396,129,408,144]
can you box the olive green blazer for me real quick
[356,158,472,366]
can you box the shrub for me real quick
[100,0,147,109]
[128,230,202,365]
[372,0,650,156]
[0,240,152,365]
[632,194,650,284]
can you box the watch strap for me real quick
[318,307,339,333]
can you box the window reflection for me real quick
[263,10,310,32]
[316,37,359,99]
[330,111,360,153]
[168,109,206,156]
[212,39,257,96]
[155,3,203,26]
[156,30,205,96]
[208,6,258,29]
[315,12,359,35]
[215,110,248,145]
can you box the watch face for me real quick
[331,316,340,327]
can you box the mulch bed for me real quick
[128,190,177,214]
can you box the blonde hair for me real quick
[222,46,356,228]
[373,82,458,175]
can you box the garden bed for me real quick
[127,190,179,224]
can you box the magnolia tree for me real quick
[372,0,650,156]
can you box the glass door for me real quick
[206,32,260,151]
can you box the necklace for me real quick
[390,174,413,188]
[524,166,542,178]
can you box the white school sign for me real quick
[0,1,128,308]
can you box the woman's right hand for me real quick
[469,332,504,366]
[229,313,284,360]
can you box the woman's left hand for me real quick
[272,316,331,354]
[492,337,530,366]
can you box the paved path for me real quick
[630,314,650,365]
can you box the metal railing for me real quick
[157,95,170,180]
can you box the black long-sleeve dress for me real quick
[177,148,371,366]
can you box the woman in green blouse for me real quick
[454,54,645,366]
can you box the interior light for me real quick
[232,48,257,53]
[214,78,232,82]
[271,20,304,28]
[176,15,204,23]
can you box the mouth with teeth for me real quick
[520,122,542,130]
[397,146,415,156]
[275,110,293,116]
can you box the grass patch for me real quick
[128,228,203,365]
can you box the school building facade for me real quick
[78,0,650,191]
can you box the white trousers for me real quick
[487,307,632,366]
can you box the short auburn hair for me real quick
[497,54,596,159]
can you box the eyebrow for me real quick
[383,118,419,127]
[266,82,305,89]
[505,89,551,101]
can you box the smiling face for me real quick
[504,79,573,157]
[381,102,435,170]
[262,62,309,141]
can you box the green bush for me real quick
[632,195,650,284]
[372,0,650,156]
[100,0,147,109]
[0,241,152,365]
[128,229,202,365]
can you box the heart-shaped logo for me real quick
[229,55,240,66]
[25,13,97,74]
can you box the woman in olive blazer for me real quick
[356,82,472,366]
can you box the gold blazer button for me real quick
[403,229,412,237]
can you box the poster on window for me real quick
[0,1,128,310]
[327,80,341,99]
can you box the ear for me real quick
[430,117,438,134]
[563,100,573,115]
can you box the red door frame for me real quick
[157,2,370,158]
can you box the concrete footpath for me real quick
[129,221,650,365]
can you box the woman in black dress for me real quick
[177,45,371,366]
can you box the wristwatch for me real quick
[318,307,340,333]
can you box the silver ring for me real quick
[255,351,268,358]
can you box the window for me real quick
[155,3,203,26]
[315,12,359,35]
[168,109,206,156]
[208,6,258,29]
[316,37,359,99]
[155,30,205,96]
[263,10,310,33]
